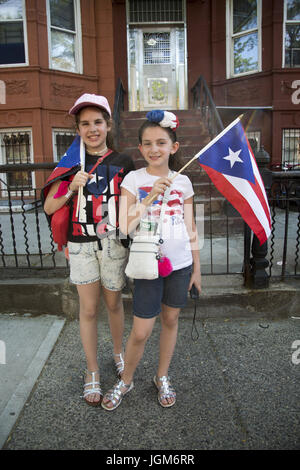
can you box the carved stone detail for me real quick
[6,80,30,95]
[51,82,84,98]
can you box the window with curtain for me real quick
[284,0,300,67]
[0,0,27,66]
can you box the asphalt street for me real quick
[0,300,299,453]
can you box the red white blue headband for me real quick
[146,110,179,130]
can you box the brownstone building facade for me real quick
[0,0,299,192]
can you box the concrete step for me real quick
[121,109,204,120]
[119,133,209,148]
[119,109,211,155]
[1,275,299,320]
[121,124,208,137]
[122,143,209,163]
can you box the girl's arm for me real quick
[44,180,69,216]
[184,196,201,293]
[119,177,172,236]
[43,170,92,215]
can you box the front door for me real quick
[128,27,187,111]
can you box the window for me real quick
[284,0,300,68]
[127,0,184,24]
[0,0,28,66]
[282,129,300,166]
[227,0,261,77]
[47,0,82,73]
[0,129,33,190]
[52,129,76,162]
[246,130,261,154]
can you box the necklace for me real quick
[88,146,108,156]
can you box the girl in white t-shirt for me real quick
[101,110,201,410]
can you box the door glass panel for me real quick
[143,32,170,64]
[128,27,186,110]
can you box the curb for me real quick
[1,276,300,320]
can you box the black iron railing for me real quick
[0,165,68,278]
[191,75,224,138]
[112,78,126,150]
[268,171,300,279]
[0,165,299,282]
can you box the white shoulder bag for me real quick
[125,186,172,280]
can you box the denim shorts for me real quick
[133,264,192,319]
[67,238,128,290]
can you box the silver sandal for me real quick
[153,375,176,408]
[101,379,134,411]
[114,352,124,377]
[82,370,103,406]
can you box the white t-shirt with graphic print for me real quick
[121,168,194,271]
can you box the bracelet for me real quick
[64,187,74,199]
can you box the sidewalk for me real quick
[0,283,300,451]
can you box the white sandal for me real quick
[101,379,134,411]
[114,352,124,377]
[82,370,103,406]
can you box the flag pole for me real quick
[76,137,85,218]
[147,114,245,205]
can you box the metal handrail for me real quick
[191,75,224,138]
[112,78,126,149]
[0,163,56,172]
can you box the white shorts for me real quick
[67,238,128,290]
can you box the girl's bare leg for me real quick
[102,287,125,358]
[102,316,156,408]
[77,281,101,403]
[156,304,180,406]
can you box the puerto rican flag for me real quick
[42,135,81,199]
[196,117,271,245]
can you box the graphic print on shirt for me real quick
[71,164,125,238]
[138,186,184,226]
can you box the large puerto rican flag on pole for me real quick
[196,117,271,245]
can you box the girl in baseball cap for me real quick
[69,93,112,117]
[43,93,135,406]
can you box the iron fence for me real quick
[0,165,299,283]
[0,164,69,278]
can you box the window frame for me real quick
[282,128,300,167]
[226,0,262,78]
[52,128,77,162]
[282,0,300,68]
[0,0,29,68]
[0,128,34,196]
[46,0,83,74]
[246,129,261,154]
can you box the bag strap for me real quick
[87,149,113,175]
[157,171,173,237]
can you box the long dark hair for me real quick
[74,106,117,152]
[138,120,183,172]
